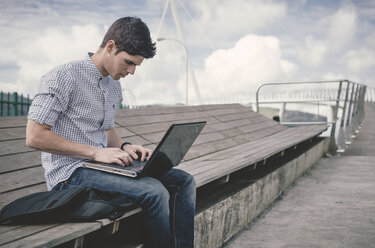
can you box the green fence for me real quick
[0,92,32,117]
[0,91,131,117]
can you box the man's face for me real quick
[106,46,144,80]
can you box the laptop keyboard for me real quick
[104,160,145,170]
[131,160,146,168]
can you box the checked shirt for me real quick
[28,53,123,190]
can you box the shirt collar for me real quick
[85,52,105,82]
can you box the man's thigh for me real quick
[57,167,167,202]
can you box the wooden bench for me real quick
[0,103,327,248]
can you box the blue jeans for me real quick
[53,167,196,248]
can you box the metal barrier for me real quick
[0,92,131,117]
[255,80,367,154]
[0,92,32,117]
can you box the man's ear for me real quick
[105,40,116,54]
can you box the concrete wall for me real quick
[194,138,330,248]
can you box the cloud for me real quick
[326,6,357,51]
[189,0,286,46]
[195,34,297,102]
[344,48,375,73]
[323,72,346,81]
[124,34,298,105]
[298,36,328,67]
[297,6,358,67]
[13,24,104,95]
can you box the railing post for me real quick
[279,102,286,123]
[0,91,3,117]
[359,86,366,124]
[255,85,260,112]
[337,81,350,152]
[7,92,10,116]
[351,84,360,135]
[13,92,18,116]
[345,82,356,143]
[27,94,31,115]
[328,81,343,155]
[20,94,24,116]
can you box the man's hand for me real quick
[93,145,152,166]
[93,147,135,166]
[105,128,152,164]
[123,144,153,163]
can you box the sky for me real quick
[0,0,374,106]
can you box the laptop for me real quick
[83,121,206,178]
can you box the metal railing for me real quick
[0,92,32,117]
[255,80,367,154]
[0,91,132,117]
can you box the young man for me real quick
[26,17,196,248]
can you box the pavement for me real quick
[223,103,375,248]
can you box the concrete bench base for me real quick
[194,138,329,248]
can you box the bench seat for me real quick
[0,104,327,248]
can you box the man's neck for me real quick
[91,50,109,77]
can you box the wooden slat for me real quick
[116,111,206,126]
[192,132,227,146]
[181,131,280,172]
[0,222,101,248]
[0,151,41,174]
[193,103,243,111]
[97,207,143,226]
[247,125,287,140]
[184,131,303,187]
[123,116,219,136]
[114,127,135,138]
[0,127,26,141]
[219,128,244,138]
[121,135,153,146]
[0,116,27,129]
[213,110,259,122]
[225,115,270,127]
[115,106,197,118]
[184,138,240,161]
[207,122,233,132]
[237,120,279,134]
[0,224,60,246]
[181,125,326,174]
[0,167,45,193]
[198,106,249,117]
[0,140,34,156]
[125,122,172,135]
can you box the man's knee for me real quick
[141,181,170,209]
[172,169,196,191]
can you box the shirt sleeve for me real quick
[28,67,75,127]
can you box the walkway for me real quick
[223,103,375,248]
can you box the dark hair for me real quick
[100,17,156,58]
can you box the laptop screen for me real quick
[142,121,206,178]
[157,121,206,166]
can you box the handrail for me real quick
[255,79,353,112]
[255,80,367,154]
